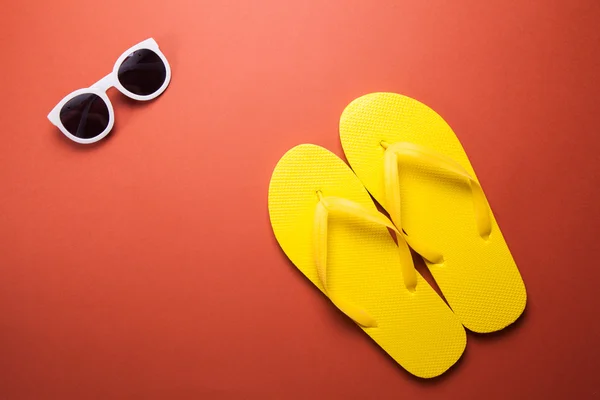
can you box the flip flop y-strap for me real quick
[313,193,417,327]
[382,141,492,262]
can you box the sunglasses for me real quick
[48,38,171,144]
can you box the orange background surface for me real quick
[1,1,599,399]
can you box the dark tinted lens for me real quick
[60,93,110,139]
[117,49,166,96]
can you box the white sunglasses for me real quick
[48,38,171,144]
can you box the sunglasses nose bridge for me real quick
[90,74,115,92]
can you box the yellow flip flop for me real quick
[339,93,527,333]
[268,144,465,378]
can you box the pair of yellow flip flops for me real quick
[268,93,526,378]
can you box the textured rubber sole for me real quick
[340,93,527,333]
[268,144,466,378]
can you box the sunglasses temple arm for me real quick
[91,74,115,92]
[74,98,95,138]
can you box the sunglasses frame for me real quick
[47,38,171,144]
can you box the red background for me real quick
[1,1,599,398]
